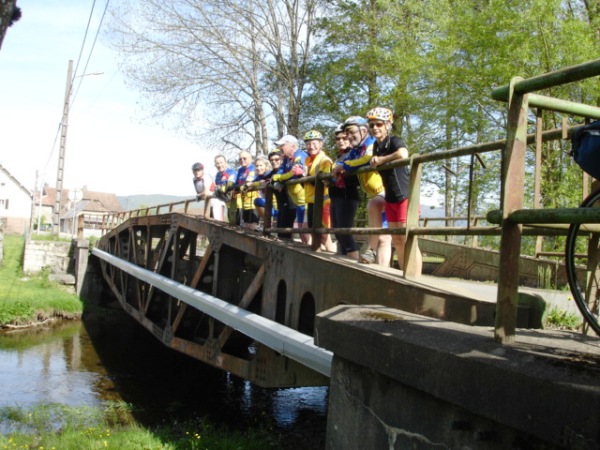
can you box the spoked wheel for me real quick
[565,189,600,336]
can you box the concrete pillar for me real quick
[74,238,89,296]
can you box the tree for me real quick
[106,0,318,157]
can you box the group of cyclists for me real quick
[191,106,422,276]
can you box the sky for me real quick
[0,0,214,197]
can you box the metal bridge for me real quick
[91,59,600,388]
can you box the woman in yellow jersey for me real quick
[303,130,336,252]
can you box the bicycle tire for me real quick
[565,188,600,336]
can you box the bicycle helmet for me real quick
[366,107,394,124]
[342,116,368,130]
[267,150,282,160]
[303,130,323,141]
[334,123,345,135]
[191,162,204,171]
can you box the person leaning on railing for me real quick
[231,150,260,231]
[334,116,392,266]
[191,162,213,218]
[213,154,236,223]
[367,106,422,276]
[271,135,308,241]
[329,123,360,260]
[244,155,278,229]
[303,129,336,252]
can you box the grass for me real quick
[0,234,281,449]
[545,306,583,330]
[0,234,83,326]
[0,403,278,449]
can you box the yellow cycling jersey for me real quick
[235,190,259,210]
[304,151,332,204]
[341,140,384,198]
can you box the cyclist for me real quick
[230,150,259,230]
[333,116,392,266]
[329,124,360,260]
[271,135,308,241]
[367,106,422,275]
[304,130,336,252]
[213,155,236,223]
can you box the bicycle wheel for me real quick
[565,188,600,336]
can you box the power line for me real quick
[72,0,111,107]
[38,0,111,192]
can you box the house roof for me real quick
[37,187,124,214]
[0,162,32,198]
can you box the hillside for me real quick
[118,194,192,211]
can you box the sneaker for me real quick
[359,247,376,264]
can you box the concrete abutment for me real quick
[316,305,600,449]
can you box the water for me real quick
[0,308,327,448]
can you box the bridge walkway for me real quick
[92,211,593,389]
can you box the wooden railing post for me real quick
[404,155,423,277]
[264,185,274,236]
[495,77,528,344]
[311,174,325,251]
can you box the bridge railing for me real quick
[99,197,210,232]
[96,58,600,344]
[489,58,600,343]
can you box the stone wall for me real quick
[23,239,73,273]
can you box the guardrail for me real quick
[95,58,600,345]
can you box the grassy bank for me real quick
[0,234,83,327]
[0,235,282,448]
[0,403,277,449]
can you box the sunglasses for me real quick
[269,158,281,162]
[369,122,386,128]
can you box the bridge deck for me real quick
[94,214,594,387]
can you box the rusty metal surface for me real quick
[95,213,510,386]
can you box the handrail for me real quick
[95,59,600,346]
[98,123,587,240]
[492,58,600,100]
[491,59,600,344]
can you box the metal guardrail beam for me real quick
[487,208,600,225]
[492,58,600,101]
[92,247,333,377]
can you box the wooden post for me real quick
[495,77,528,344]
[403,156,422,277]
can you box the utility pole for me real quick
[53,59,73,235]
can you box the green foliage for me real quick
[308,0,600,227]
[0,403,279,450]
[0,234,82,326]
[30,233,72,242]
[545,306,582,330]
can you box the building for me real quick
[34,186,124,237]
[0,163,33,233]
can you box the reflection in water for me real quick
[0,322,105,408]
[0,310,327,448]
